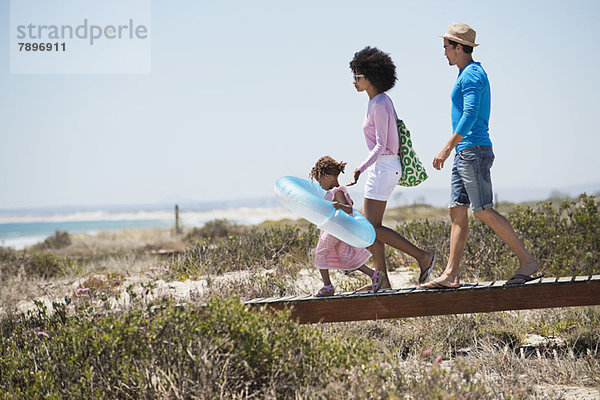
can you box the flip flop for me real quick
[423,280,460,290]
[418,254,437,284]
[504,273,545,286]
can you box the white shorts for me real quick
[364,155,402,201]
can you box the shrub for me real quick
[33,230,71,250]
[0,249,73,280]
[395,217,451,270]
[184,219,246,241]
[202,269,300,300]
[509,194,600,277]
[531,306,600,355]
[24,252,71,278]
[0,247,21,278]
[170,224,319,278]
[0,296,372,399]
[333,358,512,400]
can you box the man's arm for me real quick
[434,75,480,170]
[433,133,464,170]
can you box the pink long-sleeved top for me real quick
[358,93,399,173]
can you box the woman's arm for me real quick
[357,102,390,173]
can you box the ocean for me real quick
[0,207,297,249]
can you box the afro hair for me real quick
[349,46,397,92]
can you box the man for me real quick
[423,22,541,288]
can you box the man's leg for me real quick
[474,208,539,277]
[423,150,470,288]
[422,205,468,288]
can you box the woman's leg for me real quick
[364,198,436,282]
[363,198,391,288]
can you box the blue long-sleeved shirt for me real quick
[451,61,492,152]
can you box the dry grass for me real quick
[59,227,185,257]
[0,227,184,317]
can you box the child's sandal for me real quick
[371,270,385,293]
[314,284,334,297]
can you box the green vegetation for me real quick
[2,296,598,398]
[32,230,71,251]
[0,194,599,398]
[184,218,248,241]
[0,297,373,398]
[0,246,74,279]
[171,224,319,278]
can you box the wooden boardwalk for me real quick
[245,275,600,324]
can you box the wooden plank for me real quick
[245,297,266,304]
[540,277,557,284]
[246,276,600,324]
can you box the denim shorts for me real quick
[364,155,402,201]
[450,146,495,212]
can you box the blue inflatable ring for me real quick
[274,176,376,248]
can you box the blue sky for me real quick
[1,0,599,209]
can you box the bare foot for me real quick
[422,279,461,289]
[512,258,540,278]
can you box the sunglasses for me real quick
[353,74,364,81]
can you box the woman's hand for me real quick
[347,168,361,186]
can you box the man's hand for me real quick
[347,168,361,186]
[434,133,463,170]
[433,147,452,170]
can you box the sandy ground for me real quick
[3,264,418,317]
[535,385,600,399]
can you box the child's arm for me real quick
[332,191,353,215]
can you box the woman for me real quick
[348,46,437,292]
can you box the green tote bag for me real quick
[396,119,428,187]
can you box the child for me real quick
[310,156,376,297]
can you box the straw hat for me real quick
[441,22,479,47]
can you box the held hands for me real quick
[347,168,361,186]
